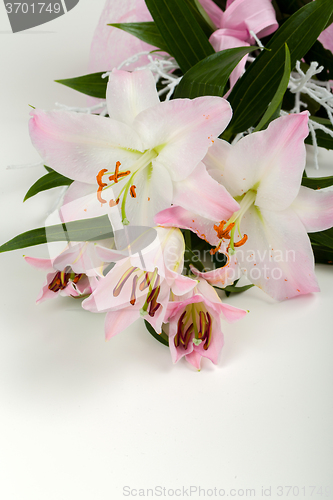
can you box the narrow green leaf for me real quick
[190,0,215,34]
[184,246,206,272]
[144,320,169,347]
[254,44,291,132]
[227,0,333,134]
[110,22,171,54]
[44,165,54,173]
[310,227,333,249]
[0,216,113,254]
[56,72,107,99]
[24,172,73,202]
[222,283,254,295]
[174,46,256,99]
[301,175,333,189]
[144,0,214,73]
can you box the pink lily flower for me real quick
[201,0,278,87]
[166,278,247,370]
[156,113,333,301]
[24,235,117,303]
[82,227,198,338]
[29,68,239,228]
[24,253,96,304]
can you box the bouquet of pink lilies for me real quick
[2,0,333,369]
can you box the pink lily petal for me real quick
[190,255,241,288]
[104,307,140,340]
[236,205,320,300]
[184,350,203,370]
[195,278,246,321]
[206,113,309,211]
[88,0,154,74]
[155,206,220,247]
[24,256,53,270]
[171,162,239,221]
[318,23,333,55]
[221,0,278,40]
[291,186,333,233]
[134,96,232,181]
[106,69,160,126]
[198,0,222,27]
[29,109,143,184]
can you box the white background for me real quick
[0,2,333,499]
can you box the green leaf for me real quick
[174,46,256,99]
[188,0,215,35]
[227,0,333,134]
[24,171,73,202]
[0,215,113,254]
[144,0,214,73]
[222,283,254,296]
[184,245,206,272]
[144,320,169,347]
[44,165,54,173]
[310,227,333,250]
[110,22,171,53]
[311,243,333,265]
[254,44,291,132]
[55,72,108,99]
[301,175,333,189]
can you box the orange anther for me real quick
[234,234,248,247]
[96,169,108,188]
[130,185,136,198]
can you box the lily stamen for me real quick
[113,266,137,297]
[130,185,137,198]
[130,275,139,306]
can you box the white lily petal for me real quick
[292,186,333,233]
[106,69,160,126]
[236,205,320,300]
[29,109,144,184]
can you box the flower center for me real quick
[211,189,256,255]
[96,149,158,225]
[174,304,212,351]
[48,266,83,293]
[113,266,162,317]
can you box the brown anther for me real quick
[139,272,152,291]
[184,324,194,350]
[234,234,248,247]
[174,311,186,348]
[130,185,137,198]
[72,274,83,284]
[113,267,137,297]
[203,312,212,350]
[130,275,138,306]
